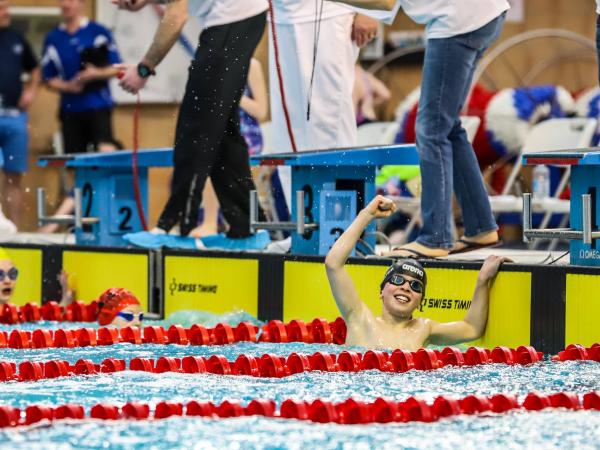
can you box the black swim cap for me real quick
[380,258,427,295]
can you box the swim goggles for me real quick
[388,274,423,293]
[116,311,144,322]
[0,267,18,282]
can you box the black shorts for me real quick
[59,108,116,154]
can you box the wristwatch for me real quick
[137,62,156,78]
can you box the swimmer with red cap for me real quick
[325,195,511,350]
[97,288,144,327]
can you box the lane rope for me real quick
[1,390,598,428]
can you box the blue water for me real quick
[0,317,599,449]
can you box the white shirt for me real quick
[188,0,268,29]
[399,0,510,39]
[271,0,353,24]
[597,0,600,14]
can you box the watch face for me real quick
[137,64,152,78]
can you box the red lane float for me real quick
[0,344,554,385]
[2,390,597,428]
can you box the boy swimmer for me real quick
[97,288,144,328]
[325,195,510,350]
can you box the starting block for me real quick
[522,148,600,266]
[250,144,419,255]
[38,149,172,247]
[37,145,419,253]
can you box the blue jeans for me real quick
[415,14,505,249]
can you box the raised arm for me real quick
[325,195,396,320]
[428,255,512,345]
[117,0,189,94]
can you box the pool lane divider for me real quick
[0,391,599,428]
[0,309,347,349]
[2,343,598,384]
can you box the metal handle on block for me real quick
[522,193,532,243]
[37,187,99,228]
[249,190,318,233]
[522,193,600,243]
[582,194,592,245]
[296,190,305,236]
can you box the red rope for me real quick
[268,0,297,152]
[132,93,148,230]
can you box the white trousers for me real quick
[268,13,359,206]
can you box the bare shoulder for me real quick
[413,317,435,335]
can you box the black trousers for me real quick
[60,108,116,154]
[157,12,266,237]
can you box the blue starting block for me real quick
[523,148,600,266]
[37,145,419,252]
[38,149,172,247]
[250,144,419,255]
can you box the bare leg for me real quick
[190,178,220,238]
[4,173,23,229]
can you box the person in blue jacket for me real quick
[41,0,121,155]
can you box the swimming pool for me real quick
[0,318,599,449]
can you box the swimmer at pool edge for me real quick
[325,195,511,350]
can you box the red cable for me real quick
[268,0,297,152]
[132,93,148,230]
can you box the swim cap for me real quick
[0,248,9,261]
[380,258,427,295]
[97,288,140,326]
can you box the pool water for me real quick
[0,321,599,449]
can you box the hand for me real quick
[477,255,512,283]
[364,195,396,218]
[111,0,149,11]
[17,88,35,110]
[115,63,148,95]
[351,14,379,48]
[59,270,75,307]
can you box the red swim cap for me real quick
[97,288,140,326]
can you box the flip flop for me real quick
[449,238,502,255]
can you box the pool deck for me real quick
[0,233,570,265]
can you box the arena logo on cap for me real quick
[401,264,424,278]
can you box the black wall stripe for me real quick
[41,245,63,304]
[530,266,566,355]
[257,254,284,321]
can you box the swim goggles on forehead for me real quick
[388,274,423,293]
[0,267,18,282]
[117,312,144,322]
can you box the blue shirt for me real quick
[41,19,121,113]
[0,27,37,111]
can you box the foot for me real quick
[189,224,219,238]
[382,241,450,258]
[451,230,499,253]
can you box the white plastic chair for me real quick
[357,121,400,146]
[460,116,481,144]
